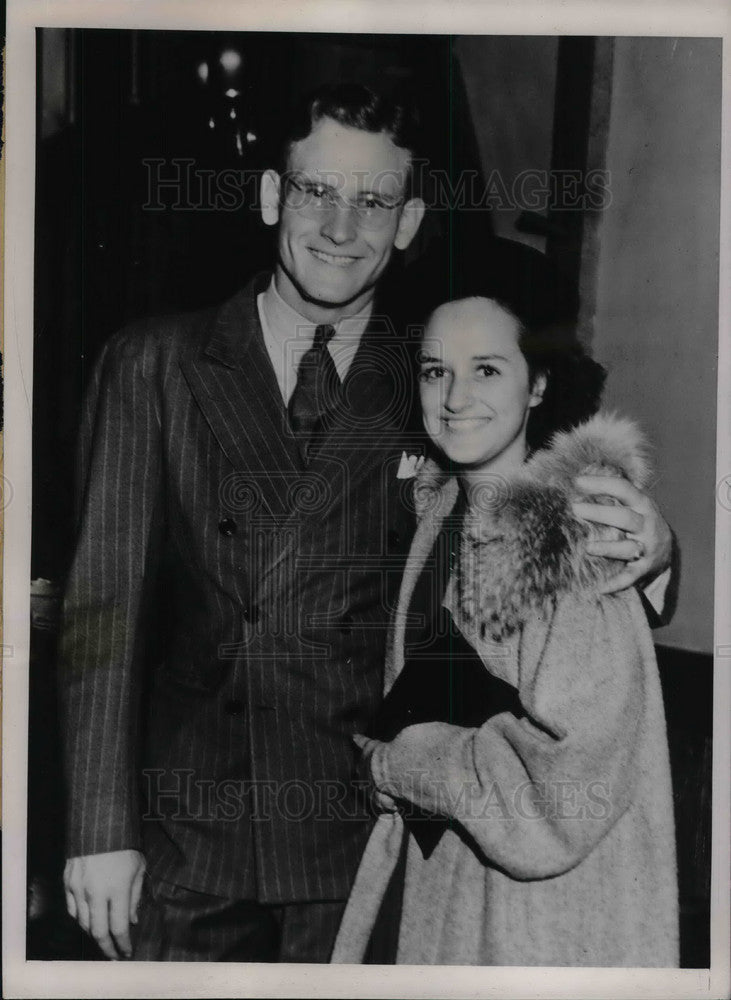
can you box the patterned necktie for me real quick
[288,323,341,462]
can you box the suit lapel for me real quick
[255,312,414,588]
[180,276,303,518]
[182,280,414,552]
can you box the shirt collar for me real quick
[259,274,373,350]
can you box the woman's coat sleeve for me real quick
[369,589,647,879]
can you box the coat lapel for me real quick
[180,276,303,518]
[182,280,416,577]
[254,312,417,589]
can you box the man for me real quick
[60,83,673,963]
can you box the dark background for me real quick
[28,29,712,965]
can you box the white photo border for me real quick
[4,1,730,997]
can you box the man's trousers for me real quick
[132,875,347,962]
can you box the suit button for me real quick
[218,518,237,537]
[243,605,260,624]
[224,699,246,716]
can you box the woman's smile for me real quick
[442,416,492,432]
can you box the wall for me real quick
[455,35,558,252]
[39,30,71,140]
[592,37,721,652]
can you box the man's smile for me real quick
[308,247,361,267]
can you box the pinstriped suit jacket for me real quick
[59,272,418,903]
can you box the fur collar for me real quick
[415,413,651,641]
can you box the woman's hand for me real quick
[352,734,400,813]
[572,475,672,594]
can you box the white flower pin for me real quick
[397,451,426,479]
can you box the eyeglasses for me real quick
[280,174,405,232]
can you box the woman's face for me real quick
[419,298,546,475]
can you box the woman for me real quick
[331,295,678,967]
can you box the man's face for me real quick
[261,117,424,318]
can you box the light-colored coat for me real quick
[332,414,679,966]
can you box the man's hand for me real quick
[64,849,146,960]
[572,475,672,595]
[353,734,399,813]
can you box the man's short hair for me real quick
[278,81,421,175]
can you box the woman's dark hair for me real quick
[515,314,607,451]
[278,81,420,174]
